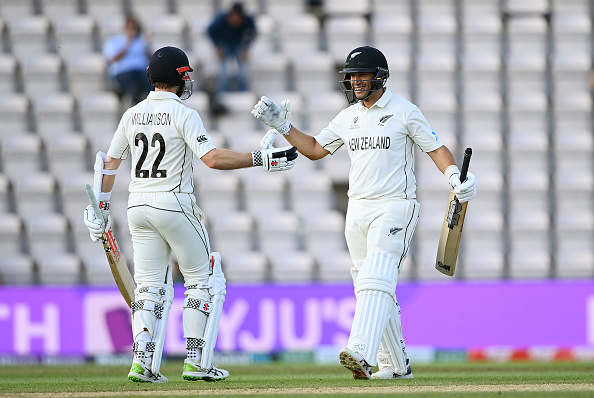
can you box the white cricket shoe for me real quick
[128,359,168,383]
[339,348,373,380]
[182,358,229,381]
[371,359,414,380]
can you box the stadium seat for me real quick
[176,0,216,20]
[303,90,345,136]
[555,230,594,278]
[302,210,347,257]
[183,91,213,131]
[315,249,353,283]
[81,247,119,285]
[293,52,338,95]
[509,229,551,279]
[145,15,187,51]
[13,172,58,221]
[65,52,108,96]
[257,211,302,256]
[0,54,18,93]
[279,14,322,61]
[194,169,241,215]
[39,0,80,22]
[8,16,50,59]
[268,250,315,283]
[263,0,306,20]
[86,0,125,24]
[25,212,70,259]
[57,171,94,225]
[0,133,44,176]
[129,0,170,26]
[46,132,89,177]
[21,53,64,96]
[288,171,335,217]
[325,16,368,64]
[209,211,256,254]
[0,94,30,138]
[215,92,259,136]
[0,175,11,214]
[0,212,24,255]
[221,250,268,283]
[250,53,290,96]
[33,93,76,139]
[37,252,81,285]
[241,168,289,217]
[0,253,35,284]
[0,0,34,19]
[78,92,121,153]
[54,15,97,58]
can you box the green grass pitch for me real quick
[0,361,592,397]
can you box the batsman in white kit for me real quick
[252,46,477,379]
[83,46,298,383]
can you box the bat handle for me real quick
[85,183,106,223]
[459,148,472,183]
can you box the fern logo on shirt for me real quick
[349,116,360,130]
[378,114,394,126]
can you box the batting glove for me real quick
[251,96,292,135]
[252,145,298,172]
[260,129,278,150]
[447,169,477,203]
[83,203,111,242]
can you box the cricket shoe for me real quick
[182,358,229,381]
[128,359,168,383]
[339,347,373,380]
[371,359,414,380]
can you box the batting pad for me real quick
[378,300,409,374]
[348,251,398,367]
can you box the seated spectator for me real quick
[103,15,153,105]
[207,2,257,92]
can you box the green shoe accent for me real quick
[183,362,198,372]
[128,375,148,383]
[130,363,145,375]
[183,374,202,381]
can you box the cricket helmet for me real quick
[147,46,194,99]
[339,46,390,104]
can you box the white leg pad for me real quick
[348,250,398,367]
[378,299,409,374]
[200,252,226,369]
[131,284,168,366]
[151,265,174,375]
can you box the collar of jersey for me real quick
[148,91,184,103]
[357,88,392,111]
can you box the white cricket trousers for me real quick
[344,197,420,269]
[127,192,211,288]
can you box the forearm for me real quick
[426,145,456,174]
[102,156,122,192]
[201,148,254,170]
[283,126,328,160]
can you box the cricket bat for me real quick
[85,184,135,307]
[435,148,473,276]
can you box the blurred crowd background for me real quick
[0,0,592,286]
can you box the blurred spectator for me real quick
[207,2,257,92]
[103,15,153,105]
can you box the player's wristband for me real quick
[277,121,291,136]
[444,165,460,185]
[95,191,111,202]
[251,151,263,167]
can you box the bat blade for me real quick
[435,148,472,276]
[86,184,135,307]
[435,191,469,276]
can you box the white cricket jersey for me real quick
[107,91,216,193]
[315,89,443,200]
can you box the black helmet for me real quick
[339,46,389,104]
[147,46,194,99]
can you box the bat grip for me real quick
[459,148,472,183]
[85,183,106,223]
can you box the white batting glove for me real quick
[447,170,477,203]
[252,145,298,172]
[260,129,278,150]
[251,96,292,135]
[83,203,111,242]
